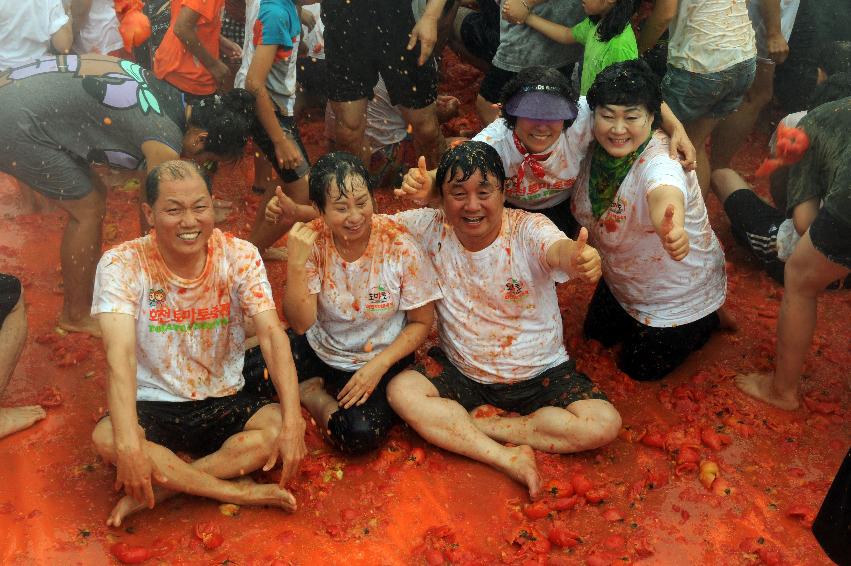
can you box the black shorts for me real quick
[479,64,573,104]
[418,347,607,414]
[321,0,438,108]
[297,57,328,98]
[584,279,719,381]
[810,207,851,270]
[0,273,21,326]
[250,110,311,183]
[459,2,500,63]
[723,189,786,283]
[136,390,272,455]
[243,335,412,454]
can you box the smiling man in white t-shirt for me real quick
[90,160,306,527]
[387,141,621,497]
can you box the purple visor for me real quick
[504,91,578,122]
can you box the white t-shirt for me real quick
[92,229,277,402]
[304,214,442,371]
[392,208,570,384]
[472,97,594,210]
[325,76,409,153]
[571,132,727,327]
[234,0,260,89]
[667,0,756,74]
[0,0,68,71]
[62,0,122,55]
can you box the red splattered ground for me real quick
[0,51,848,565]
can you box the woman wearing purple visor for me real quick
[398,66,695,237]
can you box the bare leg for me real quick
[330,99,370,166]
[475,94,500,127]
[298,377,338,435]
[470,400,621,453]
[92,404,295,526]
[736,231,850,409]
[712,62,775,170]
[710,168,751,205]
[387,370,541,497]
[400,103,447,168]
[54,187,105,337]
[0,290,46,439]
[683,115,720,199]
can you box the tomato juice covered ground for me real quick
[0,51,848,565]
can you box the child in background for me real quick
[243,0,317,261]
[502,0,638,95]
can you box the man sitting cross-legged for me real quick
[387,141,622,497]
[91,160,306,527]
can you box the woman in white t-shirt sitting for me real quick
[571,60,727,381]
[277,153,441,454]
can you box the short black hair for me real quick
[308,152,373,211]
[819,41,851,77]
[499,66,577,131]
[435,141,505,196]
[188,89,256,161]
[145,160,211,205]
[586,59,662,127]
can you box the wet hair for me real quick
[435,141,506,196]
[808,72,851,110]
[499,66,577,131]
[586,59,662,128]
[187,89,256,160]
[145,160,211,205]
[819,41,851,77]
[591,0,639,43]
[308,152,373,211]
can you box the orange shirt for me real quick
[153,0,224,95]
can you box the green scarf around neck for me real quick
[588,136,651,218]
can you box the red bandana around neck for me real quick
[512,133,552,185]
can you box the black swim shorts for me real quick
[136,390,273,455]
[321,0,438,108]
[417,347,607,414]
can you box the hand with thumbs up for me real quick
[658,203,689,261]
[265,186,299,225]
[395,155,437,204]
[567,227,602,283]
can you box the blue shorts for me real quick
[661,58,757,122]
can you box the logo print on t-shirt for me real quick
[148,288,166,307]
[366,284,393,312]
[503,278,530,301]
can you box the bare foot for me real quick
[213,198,234,224]
[0,405,46,438]
[498,445,541,498]
[735,372,799,410]
[261,246,288,262]
[241,482,297,511]
[718,306,738,331]
[57,315,102,338]
[106,486,175,527]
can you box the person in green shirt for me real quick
[503,0,638,95]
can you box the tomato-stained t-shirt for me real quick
[304,214,441,372]
[92,229,276,402]
[392,208,570,384]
